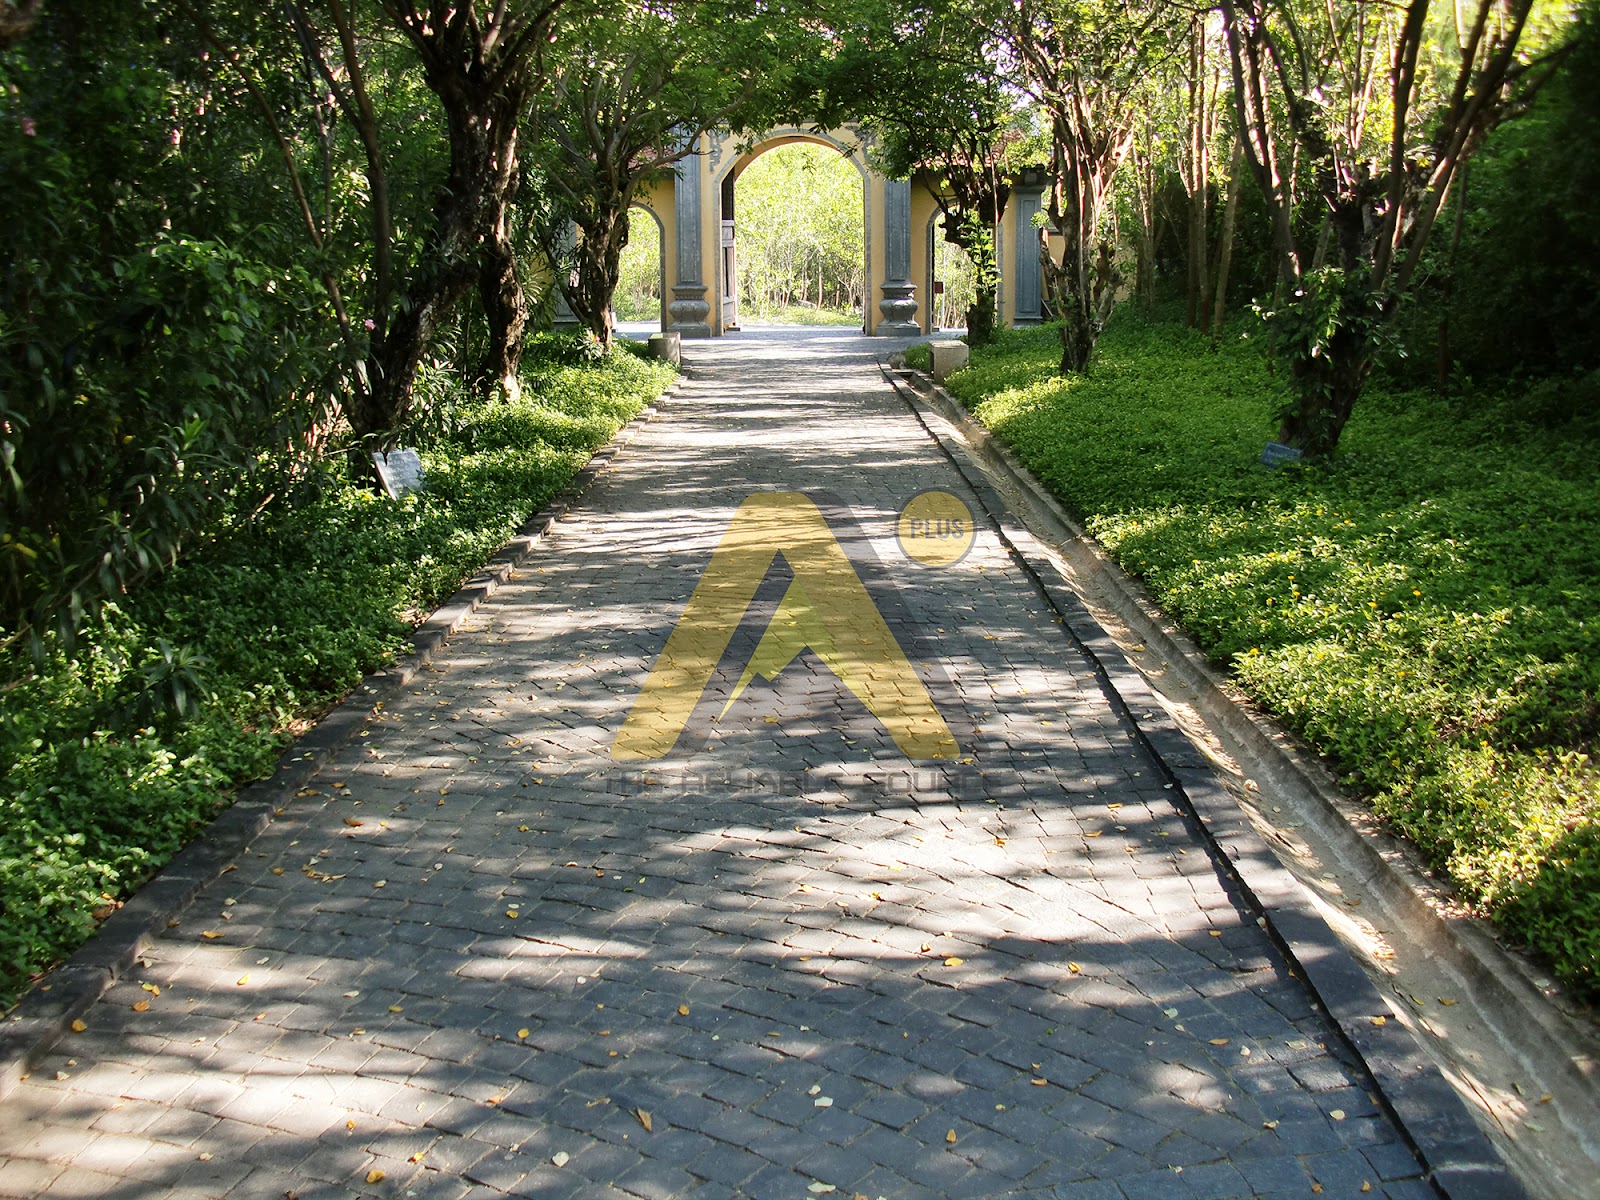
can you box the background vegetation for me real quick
[732,143,866,324]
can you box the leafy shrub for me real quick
[0,347,674,1004]
[949,316,1600,998]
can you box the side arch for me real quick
[619,199,668,332]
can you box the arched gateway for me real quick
[629,125,1048,337]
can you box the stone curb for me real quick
[882,364,1526,1200]
[0,374,685,1103]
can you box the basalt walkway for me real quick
[3,330,1437,1200]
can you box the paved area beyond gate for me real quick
[0,330,1437,1199]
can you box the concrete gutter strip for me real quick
[884,364,1552,1200]
[0,379,683,1103]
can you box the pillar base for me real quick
[876,281,920,337]
[668,286,712,339]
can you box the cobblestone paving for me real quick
[0,330,1434,1199]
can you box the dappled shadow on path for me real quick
[0,331,1429,1200]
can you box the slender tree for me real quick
[819,0,1023,344]
[1219,0,1568,455]
[529,2,796,348]
[351,0,568,433]
[866,74,1024,345]
[987,0,1181,372]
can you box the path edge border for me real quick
[882,364,1529,1200]
[0,373,685,1104]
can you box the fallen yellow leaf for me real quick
[1031,1078,1048,1087]
[387,1005,403,1013]
[366,1168,385,1184]
[235,975,249,987]
[70,1019,87,1033]
[1438,997,1458,1006]
[141,983,159,995]
[945,1129,956,1144]
[634,1107,653,1133]
[132,1000,150,1013]
[677,1005,690,1016]
[943,957,964,967]
[1067,962,1082,974]
[1370,1016,1387,1026]
[342,818,363,828]
[201,931,224,940]
[1209,1038,1229,1046]
[517,1028,530,1039]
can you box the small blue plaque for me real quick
[1260,441,1303,469]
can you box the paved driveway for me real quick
[0,330,1432,1199]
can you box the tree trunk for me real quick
[943,207,1000,346]
[566,203,629,351]
[1277,334,1371,456]
[350,29,531,440]
[1210,138,1244,335]
[1184,19,1212,329]
[480,225,527,400]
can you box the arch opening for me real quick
[613,203,666,333]
[715,132,868,334]
[929,210,977,333]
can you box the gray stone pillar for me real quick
[668,153,712,338]
[551,221,581,333]
[1012,186,1046,325]
[876,178,920,337]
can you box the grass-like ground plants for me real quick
[0,338,676,1005]
[944,317,1600,999]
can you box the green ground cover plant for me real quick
[945,317,1600,999]
[0,339,675,1006]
